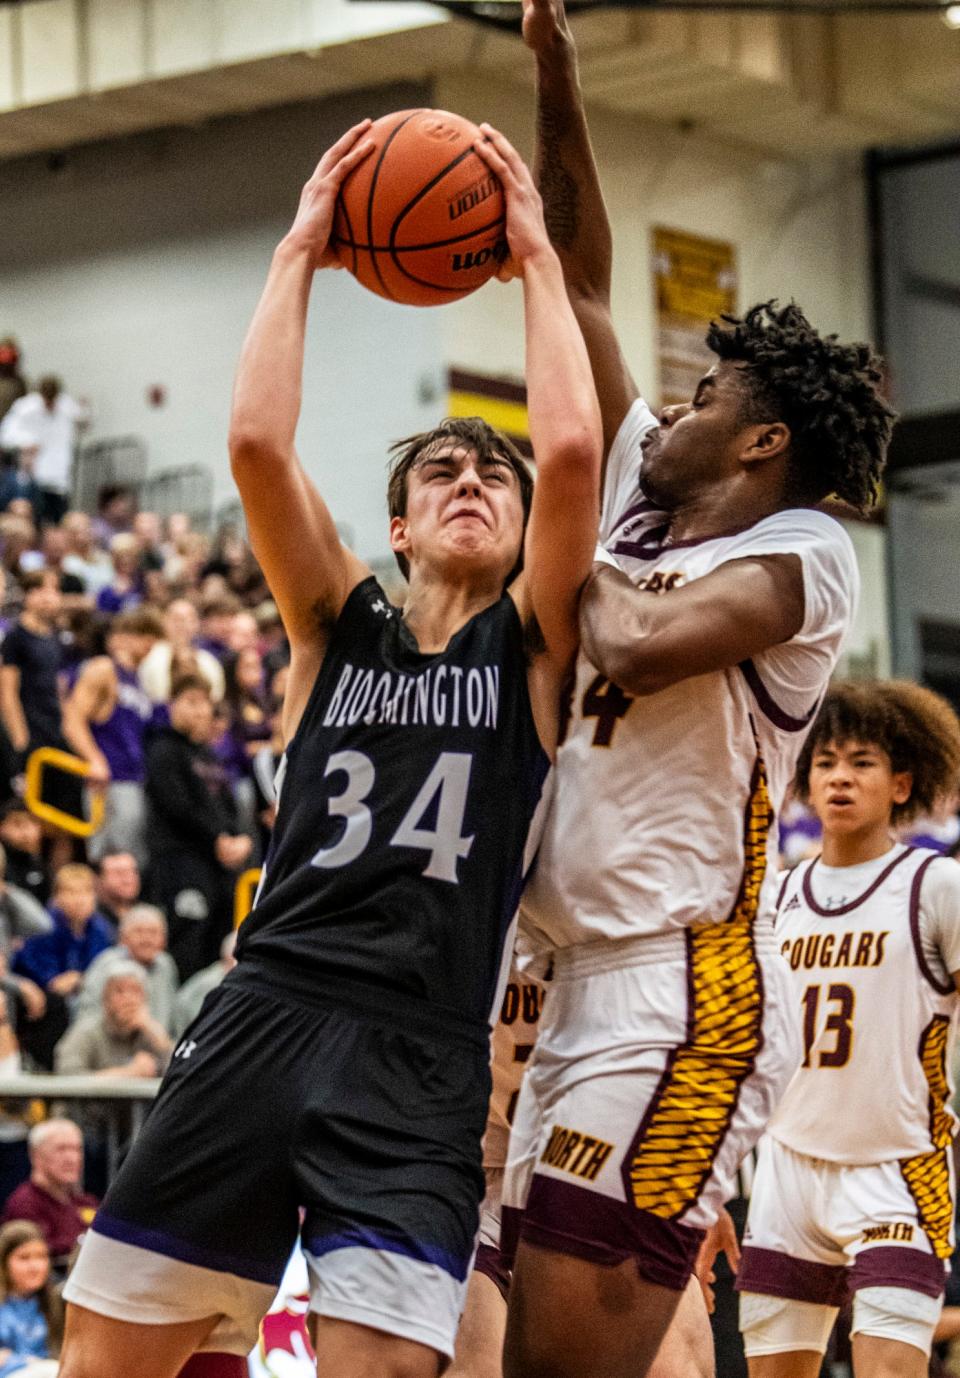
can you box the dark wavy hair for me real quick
[386,417,533,583]
[706,301,896,512]
[794,680,960,825]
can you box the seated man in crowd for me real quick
[54,963,173,1194]
[94,851,140,938]
[0,803,49,907]
[54,964,172,1083]
[77,905,178,1034]
[172,930,235,1039]
[1,1119,97,1275]
[12,865,113,1006]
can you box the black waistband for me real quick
[227,955,490,1049]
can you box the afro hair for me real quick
[706,301,896,514]
[794,680,960,825]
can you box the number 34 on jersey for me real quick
[312,750,474,885]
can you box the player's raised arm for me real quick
[228,122,375,662]
[523,0,638,454]
[475,127,601,678]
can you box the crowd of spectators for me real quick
[0,338,287,1326]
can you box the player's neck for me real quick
[402,571,500,652]
[820,821,898,869]
[665,481,788,545]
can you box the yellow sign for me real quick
[652,227,737,407]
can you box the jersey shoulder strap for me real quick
[328,575,395,650]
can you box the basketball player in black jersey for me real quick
[57,123,602,1378]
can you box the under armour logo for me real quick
[371,600,392,618]
[174,1040,198,1060]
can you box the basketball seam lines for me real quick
[330,214,507,256]
[366,112,420,302]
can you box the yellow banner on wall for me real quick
[652,227,737,407]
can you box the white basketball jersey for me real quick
[483,957,547,1169]
[522,398,859,949]
[769,845,960,1163]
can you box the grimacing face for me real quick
[390,443,524,586]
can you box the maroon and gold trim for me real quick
[512,1174,704,1292]
[851,1245,946,1300]
[737,1245,849,1306]
[621,752,772,1221]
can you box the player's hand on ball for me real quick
[474,125,551,277]
[522,0,573,55]
[288,121,375,270]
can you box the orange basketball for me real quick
[332,109,507,308]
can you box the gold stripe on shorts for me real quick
[919,1013,953,1150]
[898,1014,956,1260]
[901,1147,954,1259]
[625,755,771,1221]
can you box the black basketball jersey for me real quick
[236,577,551,1033]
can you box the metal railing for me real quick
[72,436,147,513]
[142,464,213,530]
[0,1075,160,1183]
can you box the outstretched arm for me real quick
[228,122,374,733]
[580,556,805,696]
[523,0,639,454]
[475,127,601,683]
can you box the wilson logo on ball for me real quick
[448,176,499,222]
[451,242,509,273]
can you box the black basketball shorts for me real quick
[64,963,490,1359]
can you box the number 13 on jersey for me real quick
[311,750,475,884]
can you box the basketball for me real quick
[332,108,507,308]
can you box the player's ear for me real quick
[892,770,913,806]
[741,422,790,468]
[389,514,411,562]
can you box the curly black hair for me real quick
[794,680,960,825]
[706,301,896,513]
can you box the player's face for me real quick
[392,443,524,586]
[807,738,913,835]
[640,363,755,510]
